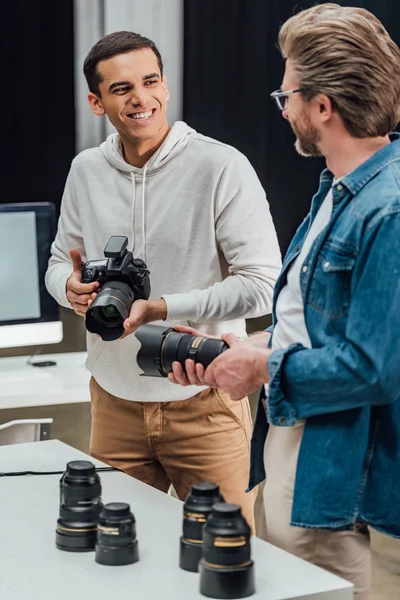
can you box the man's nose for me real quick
[129,90,147,106]
[282,106,289,120]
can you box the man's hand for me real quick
[202,333,272,400]
[66,249,99,317]
[121,298,168,337]
[168,331,272,397]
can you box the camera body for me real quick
[82,236,151,341]
[82,236,150,297]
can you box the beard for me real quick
[291,112,322,157]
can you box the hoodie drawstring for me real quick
[130,173,136,254]
[130,167,148,263]
[142,164,148,263]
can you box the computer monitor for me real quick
[0,203,63,349]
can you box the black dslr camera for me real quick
[82,236,150,341]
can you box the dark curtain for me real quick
[183,0,400,254]
[0,0,75,212]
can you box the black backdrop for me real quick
[2,0,399,241]
[183,0,400,253]
[0,0,75,211]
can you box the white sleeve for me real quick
[45,163,86,309]
[162,151,282,322]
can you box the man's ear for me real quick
[162,75,170,101]
[88,92,106,116]
[314,93,333,123]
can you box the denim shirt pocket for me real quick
[307,240,356,319]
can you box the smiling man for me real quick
[45,31,281,530]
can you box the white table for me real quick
[0,440,353,600]
[0,352,90,409]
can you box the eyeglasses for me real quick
[270,88,302,111]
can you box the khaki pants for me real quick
[89,377,256,532]
[259,422,371,600]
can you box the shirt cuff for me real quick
[266,343,304,426]
[161,293,197,322]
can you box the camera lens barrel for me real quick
[163,333,228,375]
[199,503,255,599]
[180,482,225,573]
[55,461,103,552]
[95,502,139,566]
[135,325,229,377]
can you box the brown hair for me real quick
[84,31,163,96]
[278,3,400,137]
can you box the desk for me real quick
[0,440,353,600]
[0,352,90,410]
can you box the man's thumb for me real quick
[69,248,83,273]
[221,332,240,347]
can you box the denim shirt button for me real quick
[324,261,330,269]
[279,417,286,424]
[336,184,343,191]
[302,265,308,273]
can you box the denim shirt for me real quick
[248,135,400,537]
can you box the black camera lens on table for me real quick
[82,235,151,341]
[55,460,103,552]
[95,502,139,566]
[135,324,229,377]
[180,482,225,573]
[199,503,255,599]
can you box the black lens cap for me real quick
[101,502,131,519]
[212,503,241,518]
[191,482,220,496]
[67,461,96,477]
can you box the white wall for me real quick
[74,0,183,152]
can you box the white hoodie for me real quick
[46,122,281,401]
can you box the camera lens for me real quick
[199,503,255,599]
[95,502,139,566]
[55,460,103,552]
[180,482,225,573]
[135,324,229,377]
[86,281,135,341]
[99,304,121,320]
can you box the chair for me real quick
[0,418,53,446]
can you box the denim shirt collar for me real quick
[318,133,400,198]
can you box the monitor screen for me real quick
[0,203,63,349]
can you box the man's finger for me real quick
[69,248,84,272]
[170,361,190,386]
[221,332,241,347]
[123,302,147,332]
[68,292,93,306]
[185,359,203,386]
[195,362,206,382]
[68,278,99,294]
[173,325,217,340]
[202,360,219,387]
[173,325,196,335]
[123,319,138,332]
[86,292,97,309]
